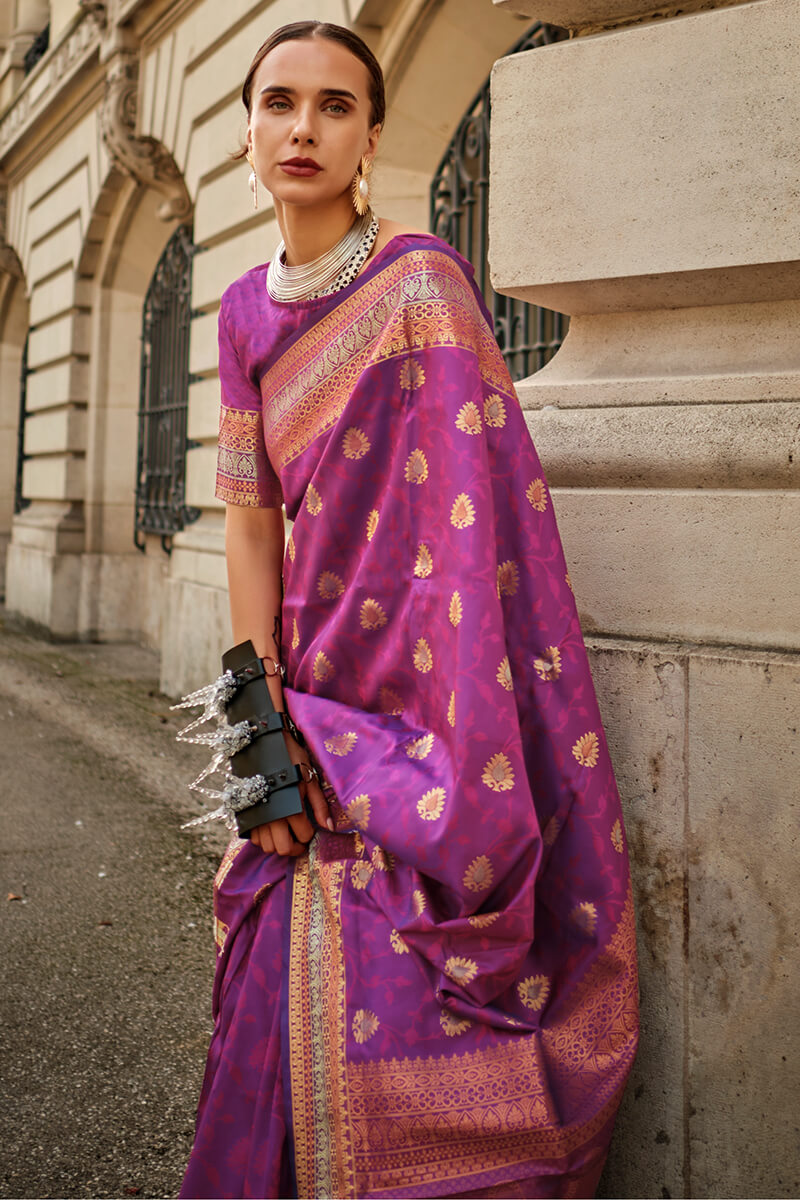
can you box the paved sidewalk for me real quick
[0,614,228,1200]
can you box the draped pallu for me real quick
[183,237,638,1200]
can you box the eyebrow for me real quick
[259,85,359,102]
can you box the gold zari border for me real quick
[261,249,513,470]
[346,891,638,1196]
[288,843,355,1199]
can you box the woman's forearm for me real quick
[225,504,286,712]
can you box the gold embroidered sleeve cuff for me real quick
[215,403,283,507]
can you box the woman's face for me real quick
[247,37,380,211]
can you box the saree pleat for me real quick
[182,235,638,1200]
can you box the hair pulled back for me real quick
[241,21,385,132]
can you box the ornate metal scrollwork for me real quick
[100,50,192,222]
[430,23,569,381]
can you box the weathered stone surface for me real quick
[588,638,688,1200]
[525,401,800,490]
[553,488,800,651]
[493,0,725,27]
[490,0,800,313]
[688,650,800,1198]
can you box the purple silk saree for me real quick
[181,235,638,1200]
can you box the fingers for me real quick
[305,777,333,831]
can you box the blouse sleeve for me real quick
[214,298,283,508]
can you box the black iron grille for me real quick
[14,334,30,515]
[430,23,569,382]
[135,224,200,551]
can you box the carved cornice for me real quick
[99,49,191,222]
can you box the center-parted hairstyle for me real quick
[240,21,386,139]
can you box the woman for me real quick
[180,20,638,1200]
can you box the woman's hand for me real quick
[249,730,331,856]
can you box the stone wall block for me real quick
[193,166,257,247]
[23,406,86,455]
[588,639,688,1200]
[160,575,232,698]
[688,651,800,1197]
[525,402,800,490]
[490,0,800,314]
[187,377,220,443]
[191,222,280,310]
[553,489,800,650]
[5,539,81,636]
[27,310,90,369]
[25,360,88,414]
[22,453,84,503]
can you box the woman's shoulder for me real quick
[220,263,269,323]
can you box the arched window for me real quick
[135,224,199,551]
[430,23,569,382]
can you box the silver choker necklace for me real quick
[266,209,379,302]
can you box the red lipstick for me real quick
[280,156,322,177]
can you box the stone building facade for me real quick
[0,0,797,1195]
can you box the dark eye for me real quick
[267,98,290,110]
[325,102,348,114]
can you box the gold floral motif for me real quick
[390,929,409,955]
[469,912,499,929]
[611,819,624,854]
[448,590,463,627]
[348,794,371,830]
[572,731,600,768]
[450,492,476,529]
[526,478,548,512]
[317,570,345,600]
[342,426,371,460]
[366,509,379,541]
[534,646,562,682]
[447,690,456,728]
[306,483,323,515]
[352,1009,380,1043]
[572,901,598,935]
[542,817,561,848]
[399,358,426,390]
[414,542,433,578]
[324,732,358,757]
[497,560,519,597]
[497,656,513,692]
[379,685,405,716]
[291,618,300,649]
[455,401,482,436]
[360,597,388,630]
[413,637,433,673]
[406,732,434,760]
[463,855,494,893]
[440,1010,472,1037]
[484,393,507,428]
[444,956,478,985]
[286,532,296,562]
[565,571,573,592]
[412,889,426,916]
[371,846,394,872]
[482,751,515,792]
[417,787,446,821]
[404,448,429,484]
[350,860,374,890]
[313,651,335,682]
[518,974,551,1011]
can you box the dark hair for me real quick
[236,20,385,158]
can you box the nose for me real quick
[291,104,317,147]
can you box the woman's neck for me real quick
[275,196,359,266]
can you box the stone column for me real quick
[490,1,799,1196]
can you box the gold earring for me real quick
[352,155,372,216]
[246,151,258,211]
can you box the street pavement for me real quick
[0,613,229,1200]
